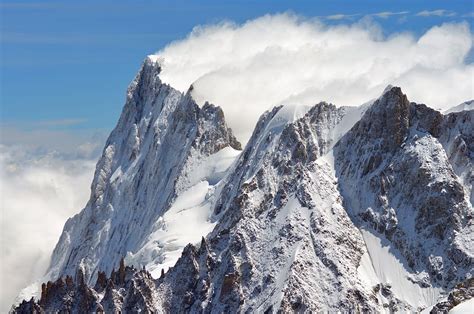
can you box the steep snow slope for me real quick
[125,147,241,277]
[31,57,242,295]
[358,229,442,308]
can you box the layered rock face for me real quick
[13,60,473,313]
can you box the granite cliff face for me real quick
[13,59,473,313]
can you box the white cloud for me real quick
[0,125,106,159]
[371,11,409,19]
[154,13,473,142]
[324,11,410,21]
[416,9,456,17]
[326,13,359,20]
[0,129,104,312]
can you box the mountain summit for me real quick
[37,56,242,286]
[14,59,473,313]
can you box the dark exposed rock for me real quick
[13,260,157,314]
[430,278,474,313]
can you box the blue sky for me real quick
[1,0,473,134]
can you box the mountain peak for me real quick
[382,84,395,94]
[145,54,164,67]
[379,85,405,102]
[349,85,410,150]
[13,61,472,314]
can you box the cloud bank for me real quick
[0,129,104,312]
[155,13,473,142]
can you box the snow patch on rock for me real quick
[359,229,443,309]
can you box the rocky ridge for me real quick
[38,56,241,287]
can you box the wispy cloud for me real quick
[1,118,88,132]
[371,11,410,19]
[0,124,107,159]
[326,13,360,20]
[1,32,88,44]
[416,9,456,17]
[324,11,410,21]
[323,9,464,21]
[1,31,174,45]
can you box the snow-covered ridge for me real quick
[148,86,472,312]
[137,87,470,312]
[445,100,473,114]
[13,57,473,313]
[21,58,242,296]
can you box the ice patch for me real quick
[185,146,241,187]
[332,104,369,143]
[444,100,473,114]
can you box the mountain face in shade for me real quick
[14,58,473,313]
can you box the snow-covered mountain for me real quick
[16,56,242,303]
[445,100,474,114]
[13,57,473,313]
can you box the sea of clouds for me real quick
[0,128,104,312]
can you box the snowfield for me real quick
[126,147,241,277]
